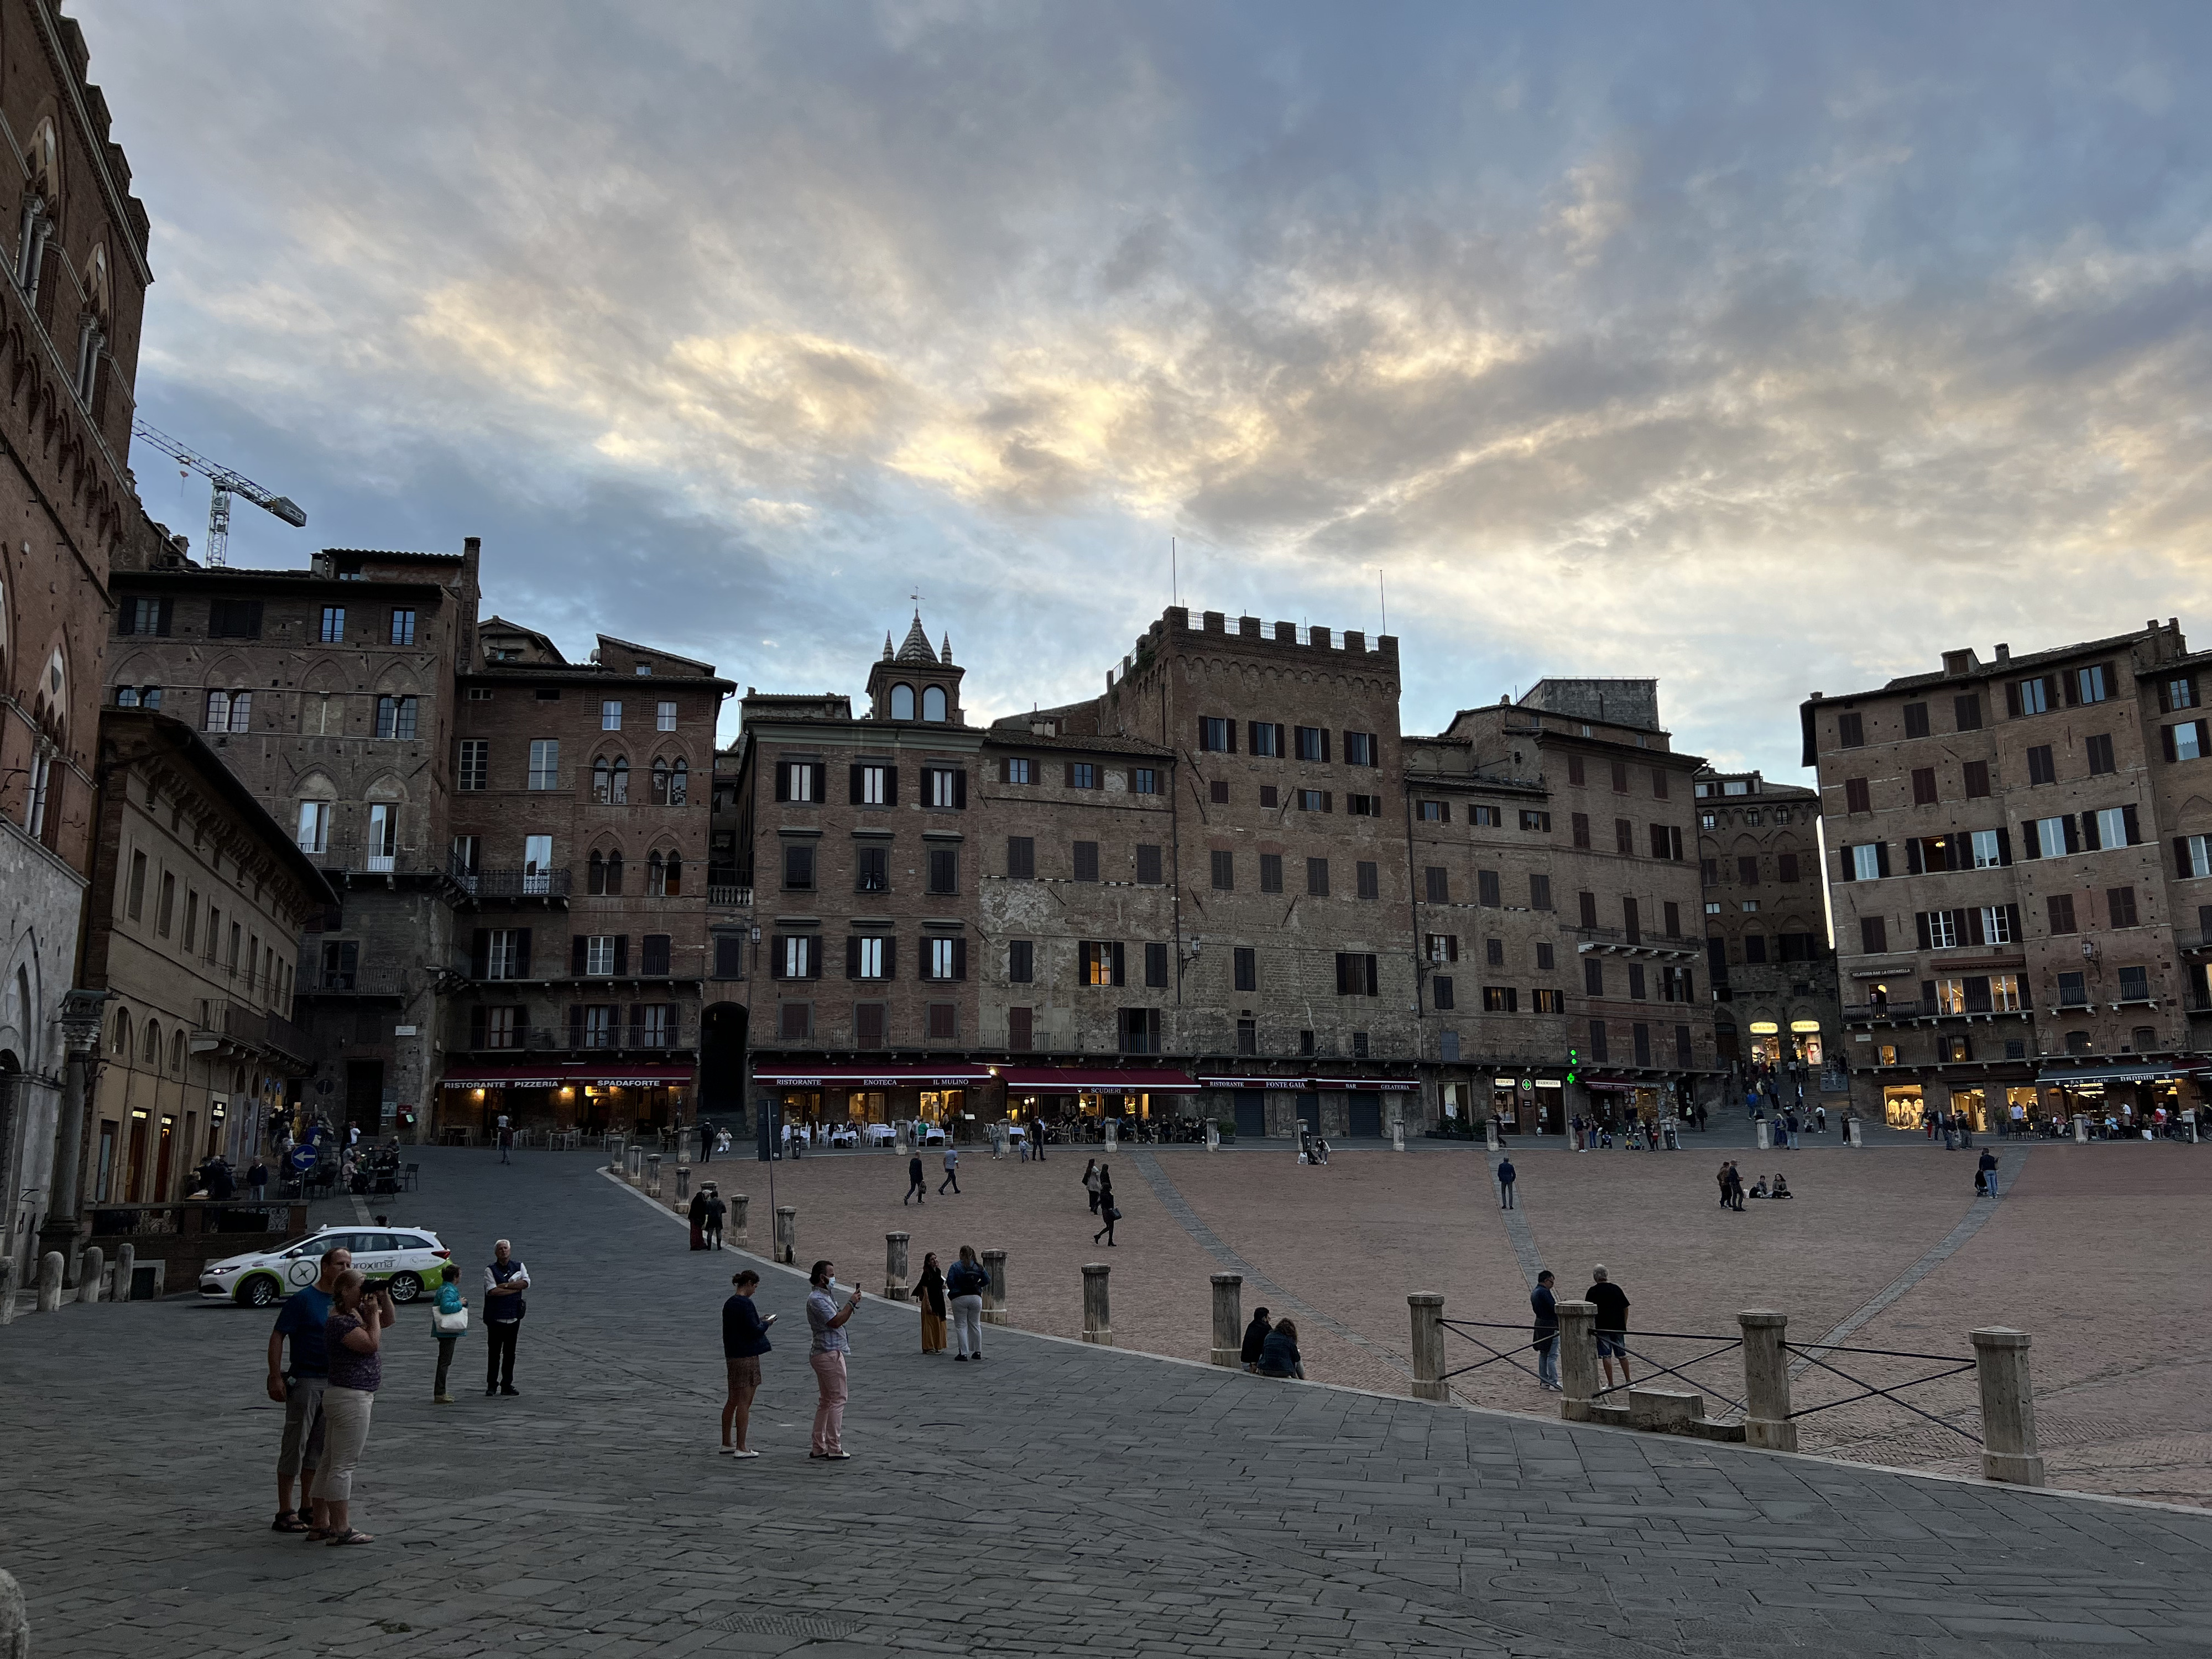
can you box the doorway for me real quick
[1348,1093,1384,1137]
[1233,1096,1266,1138]
[346,1061,385,1137]
[700,1001,749,1130]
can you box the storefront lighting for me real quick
[1790,1020,1823,1034]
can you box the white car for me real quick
[200,1223,451,1308]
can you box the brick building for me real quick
[1694,768,1842,1080]
[76,707,331,1208]
[723,610,1721,1141]
[0,0,153,1279]
[1805,620,2210,1131]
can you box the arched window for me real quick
[593,758,611,803]
[664,852,682,896]
[588,849,607,894]
[923,685,948,722]
[170,1031,185,1074]
[651,759,670,806]
[142,1020,160,1066]
[604,849,624,895]
[111,1006,131,1056]
[611,758,629,804]
[670,758,688,806]
[647,849,666,896]
[890,683,915,720]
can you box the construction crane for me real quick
[129,419,307,568]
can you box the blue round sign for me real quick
[288,1144,318,1173]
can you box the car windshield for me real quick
[282,1233,348,1258]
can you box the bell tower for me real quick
[865,611,966,724]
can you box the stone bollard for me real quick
[2185,1114,2200,1145]
[627,1144,645,1182]
[1408,1291,1447,1401]
[730,1194,750,1249]
[1756,1118,1772,1151]
[1485,1118,1501,1152]
[36,1251,64,1314]
[1,1564,27,1659]
[1392,1117,1406,1152]
[646,1153,664,1199]
[1971,1328,2046,1486]
[1848,1118,1864,1149]
[774,1206,796,1265]
[980,1248,1008,1325]
[1211,1272,1244,1367]
[1206,1119,1220,1152]
[1104,1118,1119,1154]
[675,1165,691,1203]
[895,1120,910,1155]
[883,1232,911,1299]
[1082,1262,1112,1345]
[1739,1310,1798,1451]
[1557,1300,1598,1421]
[608,1133,625,1171]
[0,1257,15,1326]
[2072,1113,2089,1144]
[116,1243,136,1301]
[78,1246,105,1305]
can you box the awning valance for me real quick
[995,1066,1199,1093]
[750,1063,996,1087]
[2036,1063,2193,1087]
[440,1062,693,1092]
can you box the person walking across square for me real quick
[1093,1165,1119,1245]
[721,1269,771,1458]
[938,1144,961,1195]
[703,1186,726,1249]
[805,1259,862,1460]
[1497,1156,1517,1209]
[484,1239,530,1396]
[904,1154,927,1206]
[1585,1266,1632,1393]
[1530,1270,1561,1391]
[268,1243,349,1535]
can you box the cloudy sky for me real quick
[84,3,2212,770]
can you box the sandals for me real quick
[272,1510,310,1533]
[327,1530,374,1546]
[303,1527,334,1542]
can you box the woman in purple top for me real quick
[316,1269,393,1545]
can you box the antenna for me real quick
[1379,568,1387,633]
[1171,536,1178,607]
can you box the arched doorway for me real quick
[700,1001,749,1135]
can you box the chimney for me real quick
[1994,643,2010,664]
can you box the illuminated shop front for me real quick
[439,1062,695,1140]
[997,1066,1199,1128]
[749,1065,995,1137]
[1747,1019,1825,1066]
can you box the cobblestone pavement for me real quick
[6,1146,2212,1658]
[685,1129,2212,1501]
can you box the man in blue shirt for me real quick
[265,1242,351,1535]
[1530,1270,1561,1391]
[1496,1157,1517,1209]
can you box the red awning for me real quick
[1583,1075,1653,1093]
[1199,1074,1309,1089]
[994,1066,1199,1093]
[749,1063,997,1087]
[440,1062,695,1092]
[1306,1076,1422,1092]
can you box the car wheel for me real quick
[241,1274,281,1308]
[387,1271,422,1303]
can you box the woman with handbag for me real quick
[430,1261,467,1404]
[1092,1166,1119,1246]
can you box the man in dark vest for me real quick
[484,1239,530,1396]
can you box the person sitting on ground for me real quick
[1256,1317,1305,1380]
[1747,1175,1770,1199]
[1240,1306,1273,1373]
[1770,1174,1792,1199]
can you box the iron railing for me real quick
[455,866,573,899]
[194,1001,310,1063]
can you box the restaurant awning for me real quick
[749,1063,997,1087]
[440,1062,695,1091]
[2035,1063,2193,1087]
[1307,1076,1422,1092]
[1583,1075,1653,1093]
[994,1066,1200,1092]
[1199,1074,1309,1089]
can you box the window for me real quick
[1131,767,1157,795]
[1298,789,1331,813]
[1248,721,1284,758]
[582,935,616,976]
[927,767,967,807]
[1844,777,1870,814]
[1587,1020,1609,1062]
[2107,886,2139,928]
[1955,694,1983,731]
[1903,702,1930,738]
[889,684,915,720]
[1651,767,1670,800]
[779,1003,813,1040]
[2015,677,2049,716]
[2168,721,2211,763]
[1005,836,1036,879]
[1295,726,1329,762]
[922,686,948,722]
[124,849,147,921]
[1209,780,1229,805]
[855,846,889,893]
[1472,805,1502,827]
[1199,717,1233,752]
[776,760,822,803]
[2176,834,2212,879]
[1911,766,1937,805]
[1630,961,1653,994]
[1609,819,1630,855]
[1005,757,1034,785]
[1611,760,1630,793]
[2167,676,2198,711]
[643,699,671,733]
[1775,852,1798,884]
[852,763,890,806]
[204,689,251,733]
[1650,825,1682,861]
[1530,875,1553,911]
[1477,870,1501,906]
[592,699,618,733]
[1138,844,1165,884]
[1147,942,1171,989]
[1237,1018,1258,1054]
[1705,900,1722,915]
[1844,843,1886,880]
[319,606,345,643]
[2076,664,2110,704]
[1859,916,1887,953]
[1583,958,1604,995]
[1300,1030,1317,1056]
[1838,712,1865,748]
[1082,941,1124,987]
[2047,894,2078,934]
[849,936,890,980]
[1006,1006,1033,1050]
[1008,940,1034,983]
[1534,989,1564,1014]
[1347,793,1381,816]
[1572,812,1592,848]
[458,739,488,791]
[1118,1008,1160,1054]
[2057,971,2088,1008]
[2119,964,2150,1001]
[2089,805,2135,849]
[927,849,958,894]
[1568,754,1587,786]
[1334,953,1378,995]
[2084,733,2116,776]
[1418,800,1448,822]
[119,597,171,637]
[1066,763,1096,791]
[1344,732,1378,767]
[528,740,559,790]
[1356,861,1380,900]
[1578,890,1598,927]
[770,936,822,980]
[1211,849,1235,891]
[1232,946,1256,992]
[1306,857,1329,896]
[1426,933,1459,964]
[374,695,419,740]
[296,801,330,855]
[1072,841,1099,882]
[1520,810,1550,832]
[1483,985,1516,1012]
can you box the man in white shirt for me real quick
[938,1144,960,1195]
[484,1239,531,1396]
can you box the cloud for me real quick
[79,1,2212,769]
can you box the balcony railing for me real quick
[299,964,409,998]
[454,866,573,899]
[194,1001,311,1064]
[708,884,753,907]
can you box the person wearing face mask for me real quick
[805,1259,863,1460]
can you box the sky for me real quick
[81,2,2212,770]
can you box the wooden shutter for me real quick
[2004,681,2021,718]
[810,763,827,801]
[2163,725,2178,762]
[1874,842,1890,877]
[2046,673,2063,709]
[568,1005,584,1045]
[614,935,629,975]
[955,938,969,980]
[1914,912,1932,950]
[2005,904,2021,941]
[1835,847,1854,883]
[884,766,899,807]
[471,929,490,978]
[1996,827,2012,865]
[469,1005,487,1047]
[773,763,790,802]
[2078,812,2097,852]
[2122,804,2140,846]
[571,935,587,974]
[2178,838,2193,880]
[515,930,531,977]
[770,938,786,980]
[1906,839,1923,875]
[953,769,967,808]
[1967,907,1986,946]
[849,764,865,804]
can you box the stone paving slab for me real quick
[4,1146,2211,1657]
